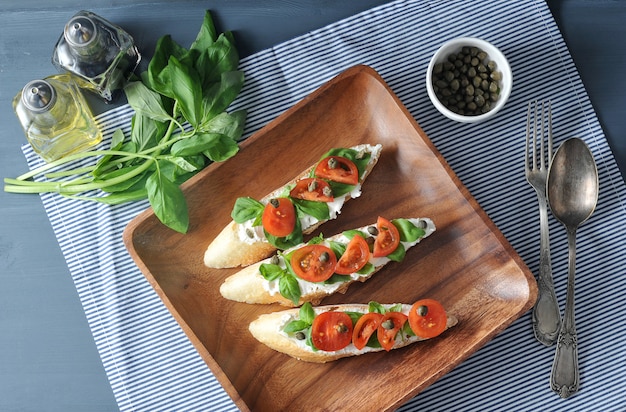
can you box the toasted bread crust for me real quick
[249,304,458,363]
[204,144,382,269]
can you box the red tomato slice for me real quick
[335,234,371,275]
[377,311,408,352]
[311,311,353,351]
[314,156,359,185]
[262,198,296,237]
[352,312,384,350]
[408,299,448,339]
[373,216,401,257]
[289,178,334,202]
[290,244,337,282]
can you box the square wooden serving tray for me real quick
[124,65,537,411]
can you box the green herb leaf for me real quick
[393,218,426,242]
[279,273,301,306]
[259,263,284,281]
[146,169,189,233]
[169,55,202,127]
[202,70,245,120]
[292,198,330,222]
[231,197,264,223]
[200,110,247,141]
[284,320,309,333]
[368,301,386,314]
[190,11,218,52]
[299,302,315,324]
[125,81,173,123]
[386,242,406,262]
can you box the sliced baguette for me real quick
[220,217,436,307]
[204,144,383,268]
[249,303,458,363]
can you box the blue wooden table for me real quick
[1,1,624,410]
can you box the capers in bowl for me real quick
[426,37,512,123]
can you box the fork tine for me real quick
[547,100,553,162]
[525,100,533,173]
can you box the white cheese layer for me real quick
[236,143,382,245]
[262,217,435,297]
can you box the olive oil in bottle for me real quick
[13,73,103,162]
[52,10,141,102]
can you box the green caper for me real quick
[295,331,306,340]
[417,305,429,317]
[382,320,395,330]
[319,251,330,263]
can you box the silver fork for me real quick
[525,100,561,346]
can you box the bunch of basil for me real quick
[4,11,246,233]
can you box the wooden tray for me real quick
[123,65,537,411]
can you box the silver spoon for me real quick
[547,137,599,398]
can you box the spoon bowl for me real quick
[547,137,599,398]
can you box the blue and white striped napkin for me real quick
[23,0,626,410]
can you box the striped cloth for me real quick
[23,0,626,410]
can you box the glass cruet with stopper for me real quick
[52,10,141,102]
[12,74,103,162]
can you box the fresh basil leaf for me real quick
[170,132,238,161]
[161,155,200,173]
[357,262,375,275]
[327,180,354,198]
[324,273,350,284]
[284,320,309,333]
[299,302,315,325]
[342,229,368,240]
[279,273,301,306]
[131,113,167,153]
[146,169,189,233]
[190,10,218,52]
[368,301,386,314]
[328,240,346,259]
[393,219,425,242]
[307,234,325,245]
[388,303,403,312]
[202,70,245,120]
[197,33,240,87]
[387,242,406,262]
[125,81,173,123]
[146,34,186,96]
[292,198,330,222]
[259,263,284,281]
[345,311,363,326]
[265,218,303,249]
[169,55,202,127]
[231,197,264,223]
[201,133,239,162]
[199,110,247,141]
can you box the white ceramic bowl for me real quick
[426,37,512,123]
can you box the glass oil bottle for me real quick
[13,73,103,162]
[52,10,141,102]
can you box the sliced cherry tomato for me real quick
[311,311,353,351]
[408,299,448,339]
[289,178,334,202]
[262,198,296,237]
[290,244,337,282]
[373,216,401,258]
[352,312,384,350]
[377,311,408,352]
[314,156,359,185]
[335,234,371,275]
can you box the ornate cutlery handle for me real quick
[532,195,561,346]
[550,228,580,398]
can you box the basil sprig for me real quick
[4,11,245,234]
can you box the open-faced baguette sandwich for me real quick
[204,144,383,268]
[220,217,435,306]
[249,299,457,363]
